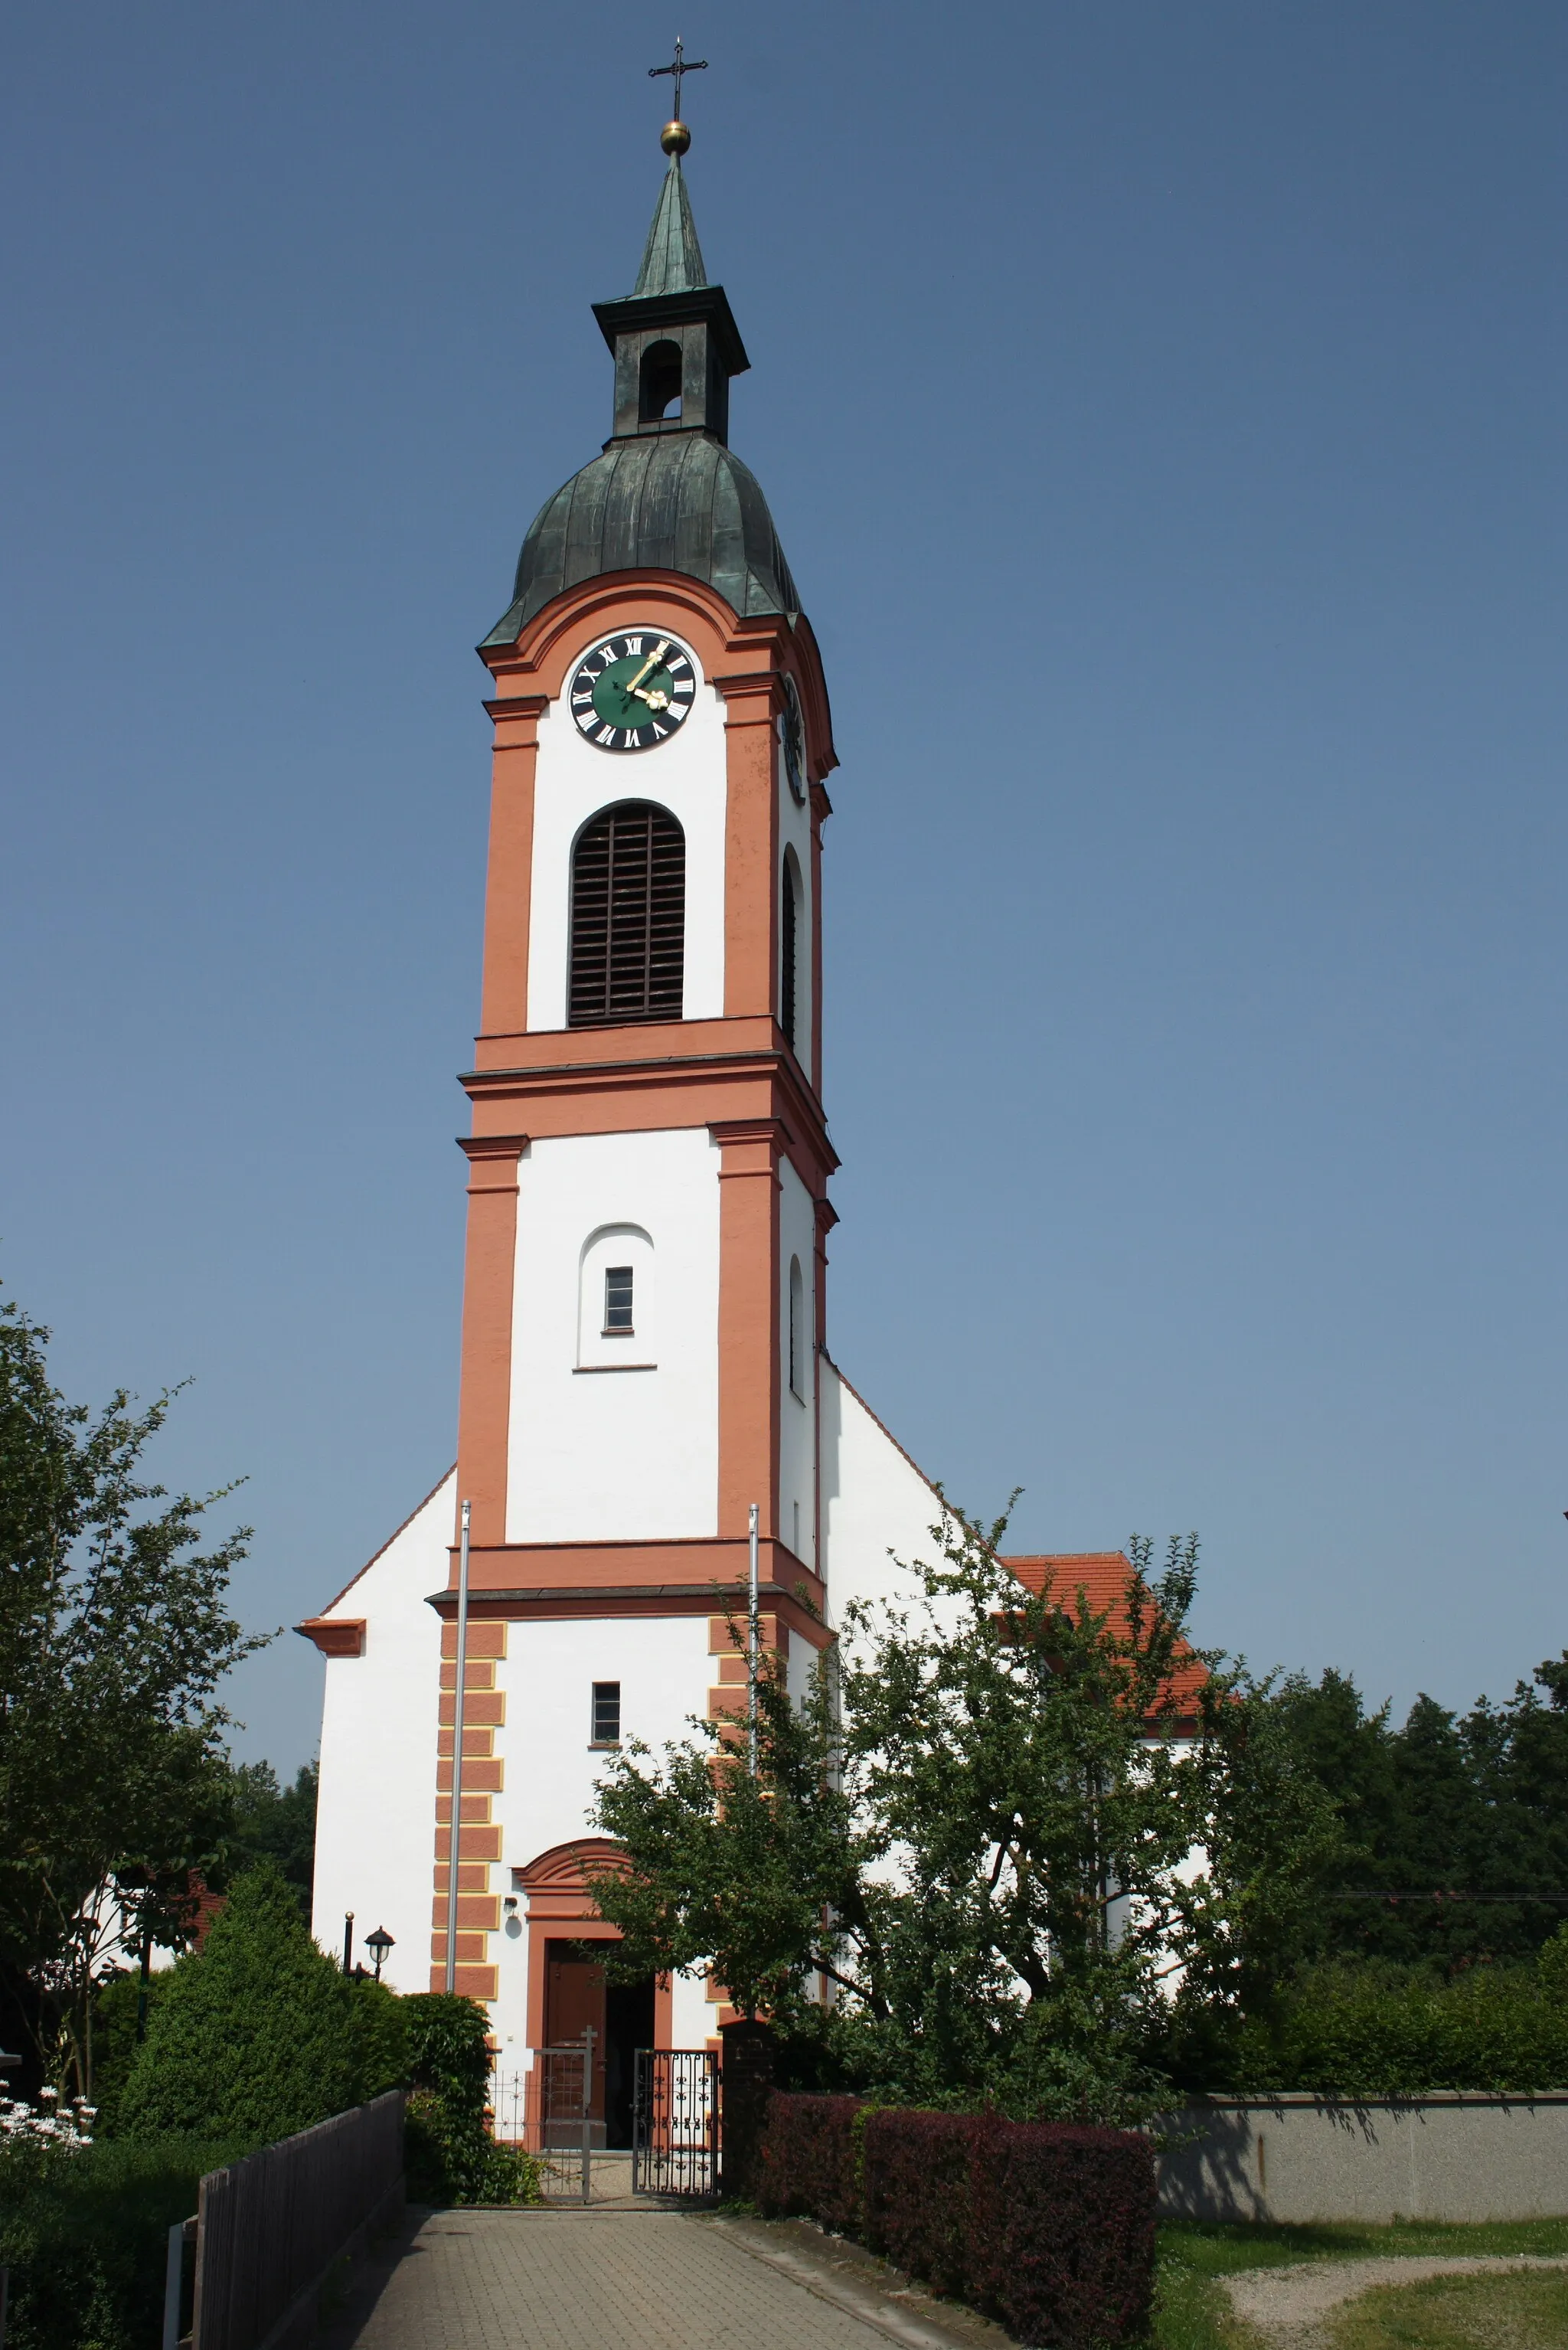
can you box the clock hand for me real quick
[622,639,671,698]
[630,685,670,710]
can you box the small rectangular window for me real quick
[603,1267,634,1334]
[591,1682,621,1745]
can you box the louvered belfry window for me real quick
[569,801,685,1027]
[781,855,799,1051]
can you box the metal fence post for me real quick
[580,2025,595,2204]
[162,2219,194,2350]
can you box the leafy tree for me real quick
[116,1864,398,2142]
[220,1759,318,1907]
[589,1613,877,2026]
[0,1287,266,2098]
[1263,1655,1568,1970]
[592,1507,1336,2120]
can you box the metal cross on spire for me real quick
[648,34,707,124]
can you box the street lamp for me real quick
[364,1926,394,1983]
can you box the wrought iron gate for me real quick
[631,2049,720,2198]
[535,2033,596,2203]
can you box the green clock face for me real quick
[568,630,697,753]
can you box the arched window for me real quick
[578,1224,655,1368]
[639,339,683,422]
[569,802,685,1028]
[788,1255,805,1400]
[780,848,802,1052]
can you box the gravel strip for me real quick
[1223,2254,1568,2345]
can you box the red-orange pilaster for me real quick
[454,1136,524,1554]
[715,668,780,1020]
[478,694,547,1035]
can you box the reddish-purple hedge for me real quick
[861,2110,1001,2297]
[755,2092,863,2232]
[967,2122,1157,2347]
[756,2095,1156,2349]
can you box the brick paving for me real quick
[341,2208,967,2350]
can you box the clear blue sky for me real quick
[3,3,1563,1773]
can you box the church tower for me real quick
[445,118,837,2030]
[303,117,949,2115]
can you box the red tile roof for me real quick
[1000,1551,1209,1725]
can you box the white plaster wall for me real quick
[508,1129,720,1542]
[528,628,726,1031]
[785,1624,819,1707]
[484,1613,712,2056]
[671,1966,719,2048]
[818,1362,959,1627]
[776,730,815,1085]
[310,1470,452,1993]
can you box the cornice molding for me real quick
[294,1616,365,1658]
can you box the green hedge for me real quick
[1236,1950,1568,2097]
[0,2135,245,2350]
[401,1992,537,2205]
[118,1865,404,2141]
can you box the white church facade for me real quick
[300,130,1119,2135]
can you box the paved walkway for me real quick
[336,2208,1004,2350]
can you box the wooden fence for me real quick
[190,2092,404,2350]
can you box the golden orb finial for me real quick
[661,118,691,156]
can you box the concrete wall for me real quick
[1157,2094,1568,2224]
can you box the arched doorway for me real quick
[514,1838,669,2149]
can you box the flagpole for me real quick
[748,1501,760,1773]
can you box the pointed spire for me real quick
[632,154,708,297]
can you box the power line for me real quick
[1322,1891,1568,1904]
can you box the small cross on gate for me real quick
[648,34,707,121]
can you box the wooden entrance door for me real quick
[544,1941,607,2126]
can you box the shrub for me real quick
[87,1969,172,2134]
[0,2133,244,2350]
[117,1863,375,2142]
[758,2093,1156,2349]
[966,2122,1156,2347]
[861,2109,998,2296]
[351,1977,409,2104]
[756,2090,863,2231]
[402,1991,492,2110]
[1238,1959,1568,2097]
[400,1992,537,2206]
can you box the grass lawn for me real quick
[1326,2268,1568,2348]
[1152,2218,1568,2350]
